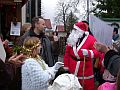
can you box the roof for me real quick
[56,25,65,32]
[44,19,52,29]
[0,0,27,6]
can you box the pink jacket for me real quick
[98,82,116,90]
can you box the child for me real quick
[21,37,64,90]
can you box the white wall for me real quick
[21,4,26,25]
[105,21,120,34]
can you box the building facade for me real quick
[0,0,27,39]
[22,0,41,24]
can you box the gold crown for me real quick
[22,41,40,53]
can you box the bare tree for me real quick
[54,0,96,30]
[54,0,80,31]
[75,0,97,21]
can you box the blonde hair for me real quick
[21,23,31,36]
[22,37,40,58]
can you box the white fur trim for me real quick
[77,32,89,51]
[102,59,104,67]
[89,50,94,58]
[78,75,94,79]
[85,31,89,35]
[73,46,80,59]
[74,61,80,76]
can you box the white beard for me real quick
[67,30,84,46]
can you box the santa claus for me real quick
[64,21,99,90]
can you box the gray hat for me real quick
[107,55,120,77]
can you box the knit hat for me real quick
[107,54,120,77]
[74,22,88,32]
[104,50,120,77]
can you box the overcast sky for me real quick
[42,0,95,26]
[42,0,58,24]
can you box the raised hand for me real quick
[53,62,64,70]
[8,54,26,65]
[94,42,109,53]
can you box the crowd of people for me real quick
[0,16,120,90]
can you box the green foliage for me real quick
[54,0,80,30]
[13,45,22,54]
[93,0,120,18]
[66,12,79,33]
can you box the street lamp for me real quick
[35,0,38,17]
[87,0,89,22]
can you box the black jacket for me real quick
[18,29,54,66]
[104,50,120,77]
[0,59,22,90]
[0,59,11,90]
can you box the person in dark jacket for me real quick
[51,31,60,63]
[94,41,120,90]
[0,58,11,90]
[18,16,54,67]
[112,28,119,41]
[94,41,120,77]
[0,54,25,90]
[0,37,24,90]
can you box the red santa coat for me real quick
[64,33,99,90]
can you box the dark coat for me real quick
[52,41,60,56]
[0,59,11,90]
[0,59,21,90]
[18,29,54,66]
[104,50,120,77]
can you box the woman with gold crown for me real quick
[21,37,64,90]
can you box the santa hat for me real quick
[74,22,88,32]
